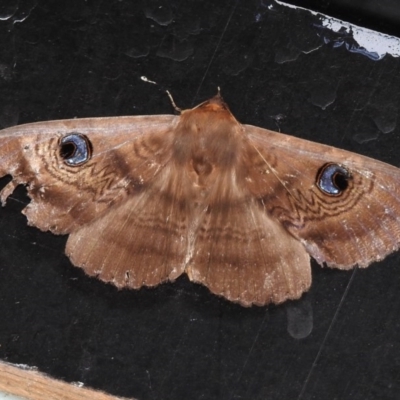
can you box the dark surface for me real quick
[0,1,400,399]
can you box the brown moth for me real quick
[0,93,399,306]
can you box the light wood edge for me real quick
[0,360,135,400]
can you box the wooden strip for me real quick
[0,361,135,400]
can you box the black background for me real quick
[0,1,400,399]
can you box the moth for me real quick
[0,93,399,307]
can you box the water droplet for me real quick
[0,2,18,20]
[125,45,150,59]
[309,85,336,110]
[156,36,193,62]
[144,4,173,26]
[286,299,313,339]
[353,131,379,144]
[372,108,397,134]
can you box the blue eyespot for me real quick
[317,163,350,195]
[60,133,92,166]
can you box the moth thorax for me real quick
[176,109,240,165]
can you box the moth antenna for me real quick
[166,90,182,113]
[215,86,223,99]
[140,76,157,85]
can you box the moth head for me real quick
[59,133,92,166]
[316,163,351,196]
[188,91,232,114]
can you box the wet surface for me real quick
[0,1,400,400]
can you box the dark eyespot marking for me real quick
[59,133,92,166]
[317,163,350,196]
